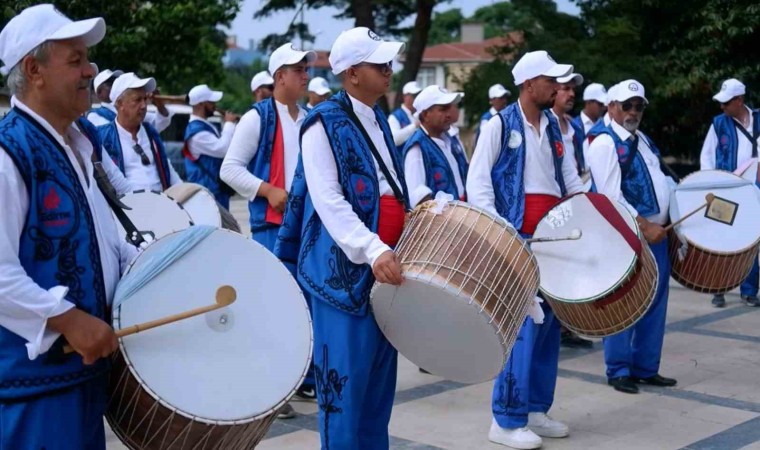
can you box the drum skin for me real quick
[165,182,241,233]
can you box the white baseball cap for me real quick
[512,50,572,85]
[713,78,745,103]
[413,85,463,117]
[250,71,274,92]
[93,68,123,92]
[329,27,405,75]
[0,4,106,76]
[188,84,223,106]
[110,72,156,103]
[558,72,584,85]
[609,79,648,104]
[268,43,316,76]
[488,84,510,99]
[308,77,331,95]
[583,83,607,103]
[403,81,423,95]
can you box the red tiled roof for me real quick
[421,33,522,63]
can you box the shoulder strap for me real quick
[734,117,758,158]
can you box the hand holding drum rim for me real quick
[637,216,667,244]
[373,250,404,285]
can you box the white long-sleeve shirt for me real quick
[479,107,498,131]
[87,102,173,132]
[220,101,303,200]
[700,107,758,170]
[578,111,594,135]
[466,101,584,221]
[115,119,181,192]
[404,127,463,207]
[0,99,137,359]
[301,94,403,267]
[186,115,236,160]
[388,104,417,147]
[586,119,672,225]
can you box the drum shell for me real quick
[668,230,759,294]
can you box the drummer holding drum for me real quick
[586,80,678,394]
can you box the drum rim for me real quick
[165,183,224,228]
[534,193,641,304]
[113,228,313,425]
[118,189,195,226]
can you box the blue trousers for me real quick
[312,298,397,450]
[492,301,561,429]
[740,258,759,297]
[604,238,670,379]
[0,376,107,450]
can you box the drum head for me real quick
[166,183,222,228]
[533,194,638,302]
[671,170,760,252]
[372,275,507,384]
[116,191,193,242]
[114,229,312,423]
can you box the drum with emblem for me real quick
[165,182,241,233]
[531,193,658,337]
[114,190,193,244]
[668,170,760,293]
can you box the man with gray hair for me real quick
[0,4,137,447]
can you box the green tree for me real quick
[427,8,464,45]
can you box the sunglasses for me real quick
[132,143,151,166]
[621,102,646,112]
[354,62,393,75]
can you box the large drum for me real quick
[107,227,312,449]
[115,190,193,244]
[165,182,241,233]
[669,170,760,293]
[532,193,658,337]
[371,201,539,384]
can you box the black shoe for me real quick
[608,376,639,394]
[711,295,726,308]
[741,295,760,307]
[636,374,677,387]
[276,402,296,419]
[419,367,431,374]
[561,332,594,348]
[294,384,317,402]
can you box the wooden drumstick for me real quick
[63,285,236,354]
[663,193,715,232]
[526,229,582,244]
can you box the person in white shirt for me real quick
[0,5,137,447]
[473,83,511,149]
[275,27,408,449]
[586,79,677,395]
[86,68,122,125]
[388,80,422,156]
[183,84,238,209]
[699,78,760,308]
[305,76,331,110]
[250,70,274,104]
[466,50,579,450]
[97,72,182,192]
[574,82,607,135]
[403,85,468,207]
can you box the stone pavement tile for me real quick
[741,441,760,450]
[701,309,760,338]
[257,429,321,449]
[105,423,128,450]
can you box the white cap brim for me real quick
[49,17,106,47]
[312,87,331,96]
[272,50,317,74]
[543,63,573,79]
[557,73,583,85]
[713,91,737,103]
[614,92,648,104]
[365,41,405,65]
[209,91,223,102]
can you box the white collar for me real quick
[489,106,498,116]
[189,114,213,125]
[610,119,634,141]
[274,99,305,121]
[115,118,145,142]
[104,102,116,113]
[348,93,378,122]
[580,111,592,124]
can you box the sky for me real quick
[227,0,580,51]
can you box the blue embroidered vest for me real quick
[0,108,109,400]
[247,98,280,233]
[594,124,661,217]
[276,90,409,316]
[713,109,760,171]
[568,116,586,174]
[89,106,116,122]
[474,110,495,146]
[183,119,224,195]
[98,121,172,190]
[491,103,567,230]
[402,128,468,199]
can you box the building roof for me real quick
[420,33,522,63]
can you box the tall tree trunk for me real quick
[351,0,375,29]
[394,0,436,108]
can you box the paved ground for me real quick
[107,198,760,449]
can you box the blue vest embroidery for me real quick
[402,128,468,199]
[89,106,116,122]
[713,109,760,171]
[98,121,172,190]
[247,98,279,233]
[183,119,225,196]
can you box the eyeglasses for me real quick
[132,143,151,166]
[354,62,393,75]
[621,102,646,112]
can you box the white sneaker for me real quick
[488,419,543,449]
[527,412,569,438]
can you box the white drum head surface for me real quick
[165,183,222,228]
[114,229,312,423]
[671,170,760,252]
[372,275,507,384]
[116,191,193,242]
[533,194,638,302]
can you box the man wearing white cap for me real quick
[0,5,137,447]
[700,78,760,308]
[250,70,274,104]
[466,50,581,449]
[275,27,408,449]
[474,83,511,147]
[305,76,332,111]
[551,73,589,184]
[586,79,677,395]
[97,72,181,192]
[403,85,468,207]
[573,82,607,135]
[389,80,422,156]
[183,84,238,208]
[86,68,123,125]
